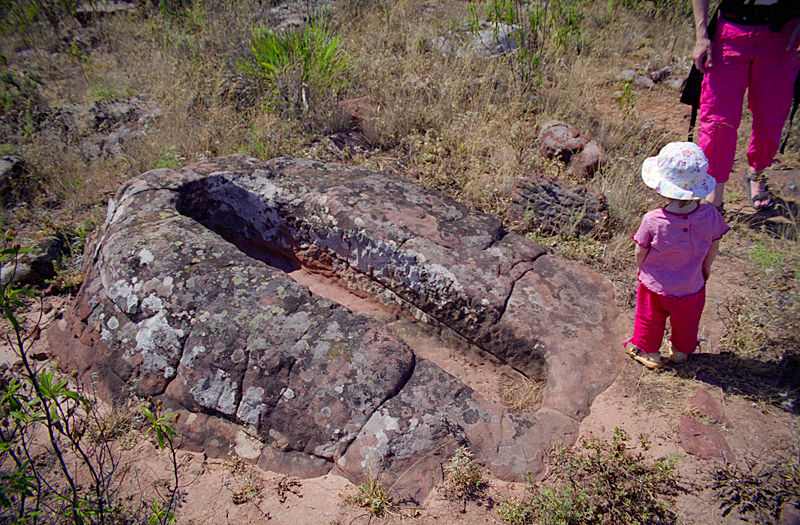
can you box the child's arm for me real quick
[635,243,649,272]
[702,239,720,280]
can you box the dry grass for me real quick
[501,374,545,412]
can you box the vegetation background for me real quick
[1,0,799,523]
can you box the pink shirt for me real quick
[633,203,729,297]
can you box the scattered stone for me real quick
[537,121,604,178]
[72,97,160,162]
[49,155,619,499]
[617,69,637,81]
[649,66,673,83]
[434,24,518,58]
[0,233,69,287]
[319,131,371,159]
[678,417,735,461]
[568,139,605,178]
[665,77,685,90]
[337,97,378,128]
[538,121,588,163]
[633,75,654,89]
[0,155,35,208]
[690,388,729,426]
[508,174,608,235]
[472,23,518,57]
[75,1,135,24]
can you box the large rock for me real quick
[49,154,619,499]
[508,173,608,236]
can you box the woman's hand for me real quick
[694,35,713,73]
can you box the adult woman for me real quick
[692,0,800,210]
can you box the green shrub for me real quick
[444,445,484,498]
[498,428,679,524]
[240,21,348,116]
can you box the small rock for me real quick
[649,66,673,83]
[538,121,588,162]
[690,388,729,426]
[664,77,685,90]
[633,75,654,89]
[678,417,735,461]
[0,156,34,207]
[568,140,605,178]
[617,69,636,81]
[0,234,69,287]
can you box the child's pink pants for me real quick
[698,18,800,183]
[631,284,705,355]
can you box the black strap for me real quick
[780,71,800,154]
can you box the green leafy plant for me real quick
[0,231,119,523]
[350,476,394,517]
[469,0,584,92]
[444,445,484,498]
[497,496,534,524]
[141,403,180,525]
[240,21,348,116]
[498,428,680,524]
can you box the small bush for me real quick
[498,428,679,524]
[241,21,348,118]
[349,476,394,517]
[444,445,484,498]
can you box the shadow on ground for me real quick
[724,197,799,240]
[667,351,800,415]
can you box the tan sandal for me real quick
[628,347,662,369]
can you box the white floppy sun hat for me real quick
[641,142,716,200]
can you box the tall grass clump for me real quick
[468,0,584,92]
[241,21,349,121]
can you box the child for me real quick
[626,142,729,369]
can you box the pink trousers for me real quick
[698,17,800,183]
[631,284,705,355]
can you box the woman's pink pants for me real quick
[698,18,800,183]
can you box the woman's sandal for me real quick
[742,168,775,211]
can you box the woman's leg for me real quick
[697,20,751,207]
[746,19,800,208]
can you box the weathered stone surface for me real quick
[649,66,673,83]
[508,173,608,236]
[633,75,654,89]
[678,417,735,461]
[538,121,588,163]
[0,155,34,208]
[567,139,605,178]
[537,121,604,178]
[50,154,619,496]
[690,388,729,426]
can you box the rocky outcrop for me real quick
[49,154,618,500]
[508,173,608,236]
